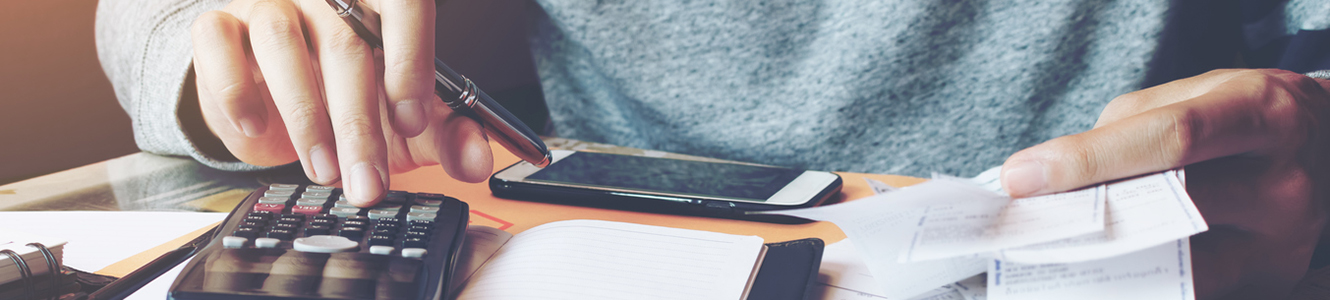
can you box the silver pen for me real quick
[325,0,552,167]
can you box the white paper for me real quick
[898,185,1105,262]
[994,172,1206,263]
[456,220,765,300]
[864,178,898,194]
[815,239,967,300]
[0,211,226,272]
[988,239,1194,300]
[769,179,989,299]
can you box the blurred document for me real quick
[994,171,1206,263]
[770,179,991,299]
[988,239,1194,300]
[816,239,968,300]
[898,185,1105,262]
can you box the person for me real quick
[96,0,1330,298]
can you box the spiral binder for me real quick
[0,242,60,300]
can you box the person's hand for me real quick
[1000,69,1330,299]
[188,0,493,207]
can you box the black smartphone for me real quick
[489,150,842,223]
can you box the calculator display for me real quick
[525,152,804,201]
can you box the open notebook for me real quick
[447,220,815,300]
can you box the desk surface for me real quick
[0,137,924,244]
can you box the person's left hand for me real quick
[1000,69,1330,299]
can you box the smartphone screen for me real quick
[525,152,805,202]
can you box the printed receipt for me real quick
[989,239,1195,300]
[768,169,1202,299]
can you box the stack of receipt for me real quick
[770,168,1205,300]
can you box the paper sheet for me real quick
[816,239,967,300]
[898,185,1105,262]
[864,178,898,194]
[988,239,1195,300]
[0,211,227,272]
[768,179,989,299]
[994,172,1206,263]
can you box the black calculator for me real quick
[168,183,468,300]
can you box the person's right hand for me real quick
[189,0,494,207]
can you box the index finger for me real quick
[1000,74,1312,197]
[372,0,436,137]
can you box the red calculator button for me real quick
[254,203,285,213]
[292,205,323,215]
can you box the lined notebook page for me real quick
[456,220,765,300]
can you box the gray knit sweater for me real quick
[97,0,1330,177]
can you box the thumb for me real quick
[1000,93,1267,197]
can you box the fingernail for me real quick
[309,144,339,183]
[236,116,266,137]
[392,100,426,135]
[348,162,385,206]
[1003,161,1048,196]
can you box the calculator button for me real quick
[304,226,331,236]
[296,198,325,206]
[382,196,408,205]
[409,206,439,214]
[368,235,395,246]
[314,214,337,221]
[342,220,368,228]
[404,231,429,240]
[406,212,436,222]
[368,209,397,219]
[240,221,266,229]
[305,185,335,192]
[253,203,285,213]
[372,229,397,237]
[233,228,261,240]
[402,237,428,248]
[291,205,323,216]
[274,223,301,231]
[416,192,444,199]
[346,215,370,223]
[254,238,280,248]
[264,189,295,198]
[268,229,296,240]
[377,217,401,224]
[222,236,248,249]
[301,191,332,200]
[258,197,290,204]
[293,235,359,253]
[333,200,357,208]
[386,190,409,198]
[338,227,366,240]
[269,183,299,191]
[409,220,435,227]
[401,248,427,258]
[407,225,431,232]
[412,199,443,207]
[247,211,274,218]
[369,245,394,255]
[310,218,336,227]
[278,217,304,225]
[330,207,361,217]
[244,215,271,224]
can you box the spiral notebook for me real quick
[1,229,68,299]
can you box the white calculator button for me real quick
[406,212,436,222]
[368,209,397,219]
[264,190,294,198]
[258,197,289,204]
[305,185,335,191]
[409,206,439,214]
[369,245,394,255]
[222,236,247,249]
[254,238,280,248]
[330,207,361,217]
[401,248,427,258]
[293,235,359,253]
[268,183,299,191]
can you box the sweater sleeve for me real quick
[95,0,272,172]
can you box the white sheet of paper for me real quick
[816,239,968,300]
[864,178,898,194]
[0,211,226,272]
[898,185,1105,262]
[769,179,989,299]
[987,238,1195,300]
[994,172,1206,263]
